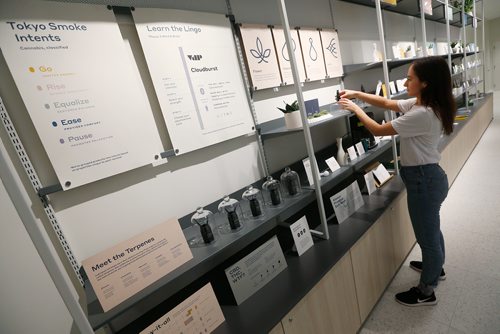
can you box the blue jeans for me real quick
[400,164,449,289]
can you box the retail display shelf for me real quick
[304,138,394,192]
[83,179,318,330]
[339,0,480,27]
[257,103,351,139]
[343,52,477,77]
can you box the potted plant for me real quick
[427,43,434,56]
[404,45,413,58]
[278,100,302,129]
[450,40,462,53]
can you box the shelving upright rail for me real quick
[0,99,93,333]
[374,0,400,174]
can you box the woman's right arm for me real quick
[340,90,401,112]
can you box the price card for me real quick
[290,216,314,256]
[372,163,392,186]
[325,156,341,173]
[225,236,287,305]
[364,171,377,195]
[302,157,320,186]
[347,146,357,161]
[355,142,365,156]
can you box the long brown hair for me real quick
[411,56,456,135]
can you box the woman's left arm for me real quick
[338,98,398,136]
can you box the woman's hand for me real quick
[338,98,363,115]
[339,89,359,100]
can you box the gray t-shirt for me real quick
[392,98,443,167]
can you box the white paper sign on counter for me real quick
[372,163,392,186]
[330,181,364,224]
[325,156,341,173]
[355,142,365,155]
[290,216,314,256]
[139,283,225,334]
[0,1,163,190]
[82,218,192,312]
[133,8,254,155]
[364,171,377,195]
[347,146,357,161]
[225,236,287,305]
[302,157,320,186]
[239,24,281,90]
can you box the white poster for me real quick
[330,181,364,224]
[82,218,193,312]
[0,1,163,190]
[272,27,306,85]
[133,9,254,155]
[320,29,343,79]
[423,0,433,16]
[298,28,326,82]
[239,24,281,90]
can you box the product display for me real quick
[218,196,243,230]
[191,207,215,244]
[262,176,283,206]
[242,186,265,218]
[280,167,301,197]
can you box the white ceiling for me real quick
[483,0,500,20]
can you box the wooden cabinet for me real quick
[350,209,395,322]
[390,192,415,267]
[281,252,360,334]
[269,323,285,334]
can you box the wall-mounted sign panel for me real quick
[298,28,326,82]
[82,218,193,312]
[239,24,281,90]
[133,9,254,155]
[320,29,344,79]
[272,27,306,85]
[0,1,163,190]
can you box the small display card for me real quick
[325,156,341,173]
[139,283,225,334]
[347,146,357,161]
[290,216,314,256]
[225,236,287,305]
[364,171,377,195]
[355,142,365,156]
[302,157,320,186]
[330,181,365,224]
[82,218,193,312]
[372,163,392,186]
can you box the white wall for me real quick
[485,17,500,91]
[0,156,76,334]
[0,0,473,333]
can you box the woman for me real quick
[338,56,456,307]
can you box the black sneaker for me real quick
[409,261,446,280]
[395,287,437,307]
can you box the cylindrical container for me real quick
[218,196,242,230]
[242,186,264,218]
[190,207,215,244]
[262,176,283,206]
[280,167,301,197]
